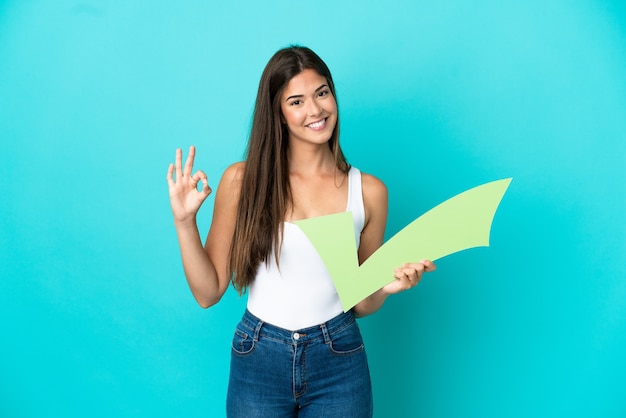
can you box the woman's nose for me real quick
[307,100,322,116]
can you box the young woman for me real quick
[167,46,435,417]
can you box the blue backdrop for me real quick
[1,1,625,417]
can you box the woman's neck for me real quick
[287,143,336,177]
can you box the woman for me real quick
[167,46,435,417]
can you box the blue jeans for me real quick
[227,309,373,417]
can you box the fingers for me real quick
[184,145,195,177]
[400,260,436,275]
[421,259,437,272]
[166,163,175,186]
[190,169,212,196]
[175,148,183,181]
[402,262,426,274]
[394,260,436,286]
[385,260,436,296]
[392,266,420,290]
[399,263,424,280]
[171,146,199,182]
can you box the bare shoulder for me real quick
[359,171,388,228]
[221,161,246,184]
[361,172,388,204]
[213,161,245,209]
[356,171,388,263]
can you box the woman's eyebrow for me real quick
[315,84,329,92]
[285,84,329,101]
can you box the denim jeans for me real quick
[226,309,373,417]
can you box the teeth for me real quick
[308,119,325,129]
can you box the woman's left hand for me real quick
[382,260,436,295]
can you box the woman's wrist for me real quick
[173,215,198,229]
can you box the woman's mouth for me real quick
[306,118,327,131]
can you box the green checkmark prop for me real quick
[295,178,512,311]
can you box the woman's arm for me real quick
[167,146,241,308]
[352,173,435,317]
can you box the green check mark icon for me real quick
[296,178,512,311]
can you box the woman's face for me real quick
[280,69,338,147]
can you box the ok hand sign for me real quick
[166,146,212,223]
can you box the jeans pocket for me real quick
[327,321,365,356]
[231,328,256,356]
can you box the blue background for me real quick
[1,1,625,417]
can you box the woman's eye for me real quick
[291,100,301,106]
[318,90,329,97]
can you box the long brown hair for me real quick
[229,46,349,293]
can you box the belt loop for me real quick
[253,318,264,342]
[320,323,331,343]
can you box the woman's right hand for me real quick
[166,146,212,223]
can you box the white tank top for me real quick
[247,167,365,330]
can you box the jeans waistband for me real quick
[239,309,356,344]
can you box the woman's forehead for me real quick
[282,70,328,97]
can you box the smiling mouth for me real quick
[306,118,327,130]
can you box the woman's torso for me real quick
[246,167,365,330]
